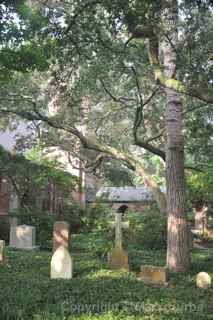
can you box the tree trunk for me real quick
[162,0,190,272]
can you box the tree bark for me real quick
[162,0,190,272]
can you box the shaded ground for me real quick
[0,237,212,320]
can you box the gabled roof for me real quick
[87,186,165,203]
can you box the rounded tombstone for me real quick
[50,245,72,279]
[196,272,211,289]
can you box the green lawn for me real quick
[0,236,212,320]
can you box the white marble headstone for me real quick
[10,225,36,249]
[50,246,72,279]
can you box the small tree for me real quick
[0,145,78,214]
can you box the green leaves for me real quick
[0,0,56,82]
[0,244,213,320]
[0,145,77,209]
[0,44,49,73]
[187,169,213,205]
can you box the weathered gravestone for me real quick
[10,225,36,249]
[50,245,73,279]
[0,240,5,263]
[53,221,70,253]
[196,272,211,289]
[108,212,129,271]
[139,265,168,286]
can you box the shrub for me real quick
[10,209,56,249]
[125,206,167,250]
[9,203,113,250]
[71,205,115,257]
[72,228,113,258]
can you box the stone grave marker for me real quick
[53,221,70,253]
[139,265,168,286]
[10,225,36,249]
[108,212,129,271]
[50,245,73,279]
[196,272,211,289]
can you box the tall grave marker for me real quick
[108,212,129,271]
[51,221,72,279]
[53,221,70,253]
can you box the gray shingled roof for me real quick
[87,186,164,203]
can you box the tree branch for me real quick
[144,128,165,144]
[147,37,213,104]
[0,104,167,214]
[100,79,136,104]
[182,103,211,115]
[65,0,100,34]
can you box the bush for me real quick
[125,207,167,250]
[9,202,113,250]
[71,206,167,257]
[58,202,111,233]
[71,205,115,257]
[10,204,167,252]
[9,203,90,249]
[10,209,56,249]
[71,227,113,258]
[70,206,167,256]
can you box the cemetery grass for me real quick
[0,236,212,320]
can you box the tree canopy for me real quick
[0,0,212,272]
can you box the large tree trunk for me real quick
[162,0,190,272]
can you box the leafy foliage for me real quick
[125,207,167,250]
[0,243,212,320]
[0,1,56,82]
[187,169,213,206]
[0,145,78,209]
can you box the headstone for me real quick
[53,221,70,253]
[196,272,211,289]
[108,247,129,271]
[139,265,168,286]
[0,240,5,263]
[10,225,36,249]
[108,212,129,271]
[50,246,72,279]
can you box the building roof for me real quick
[87,186,164,203]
